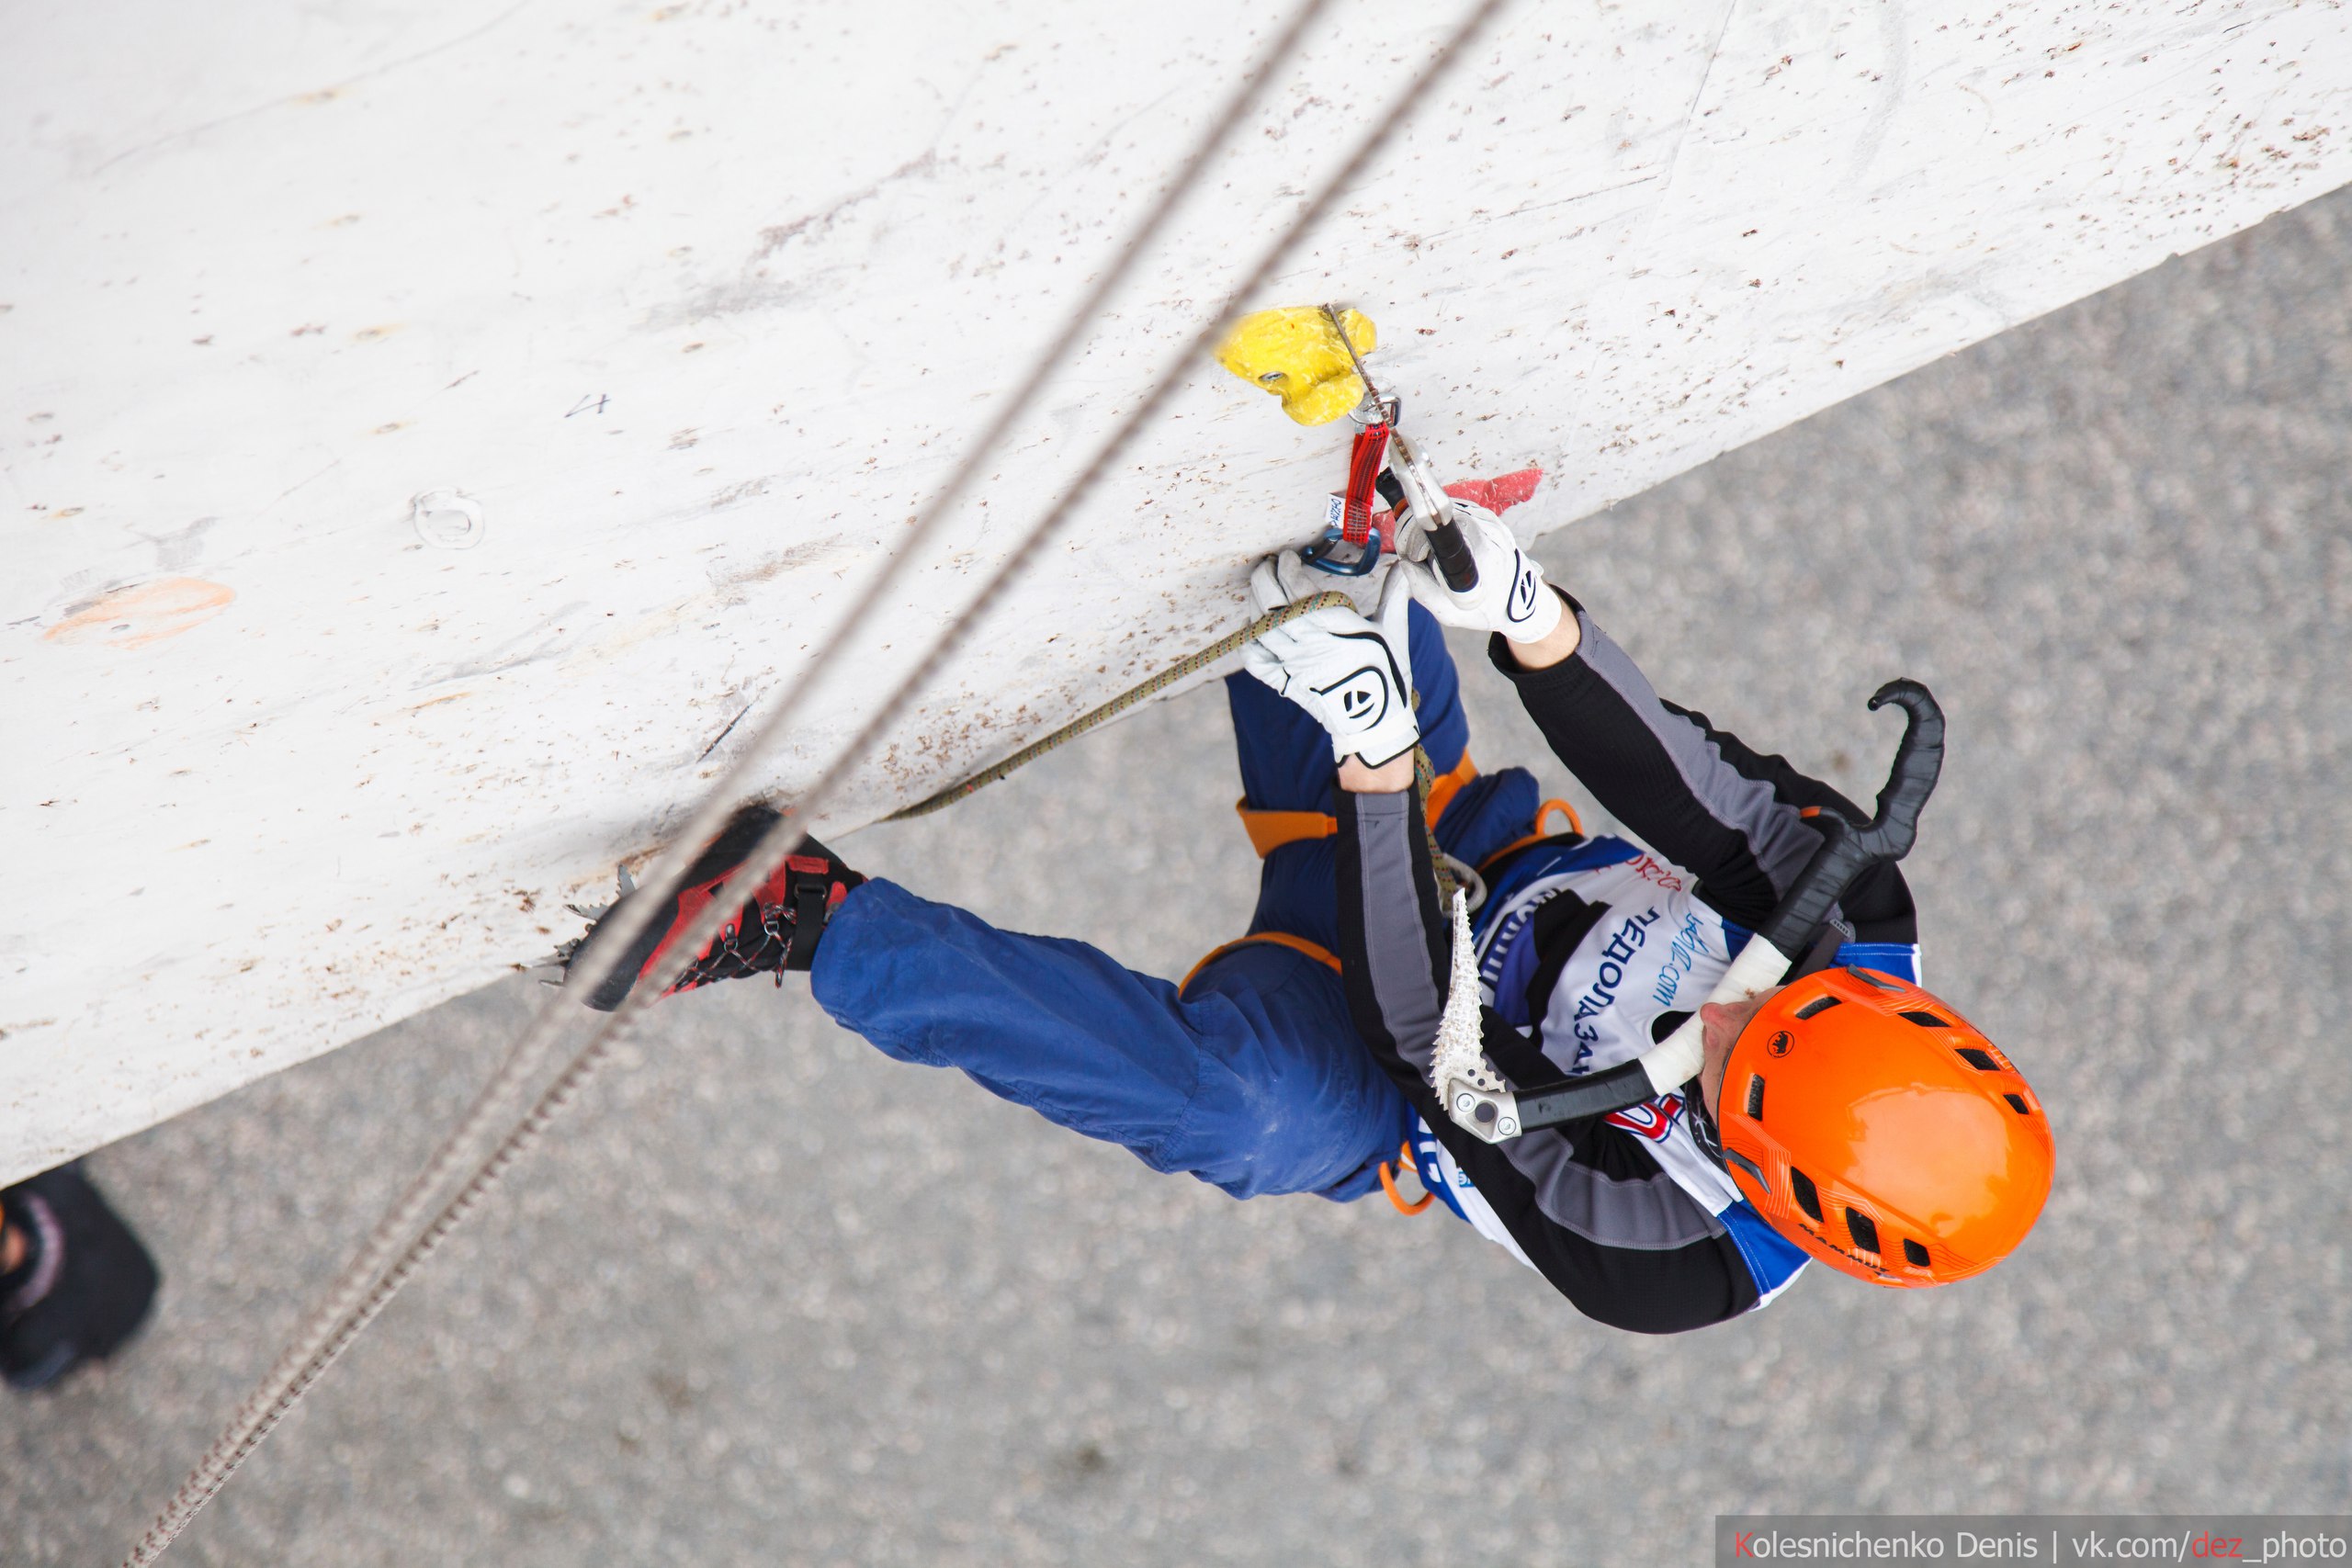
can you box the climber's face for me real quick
[1697,990,1773,1121]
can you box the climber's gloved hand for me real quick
[1397,499,1563,644]
[1242,556,1419,767]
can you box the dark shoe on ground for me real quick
[0,1162,161,1391]
[557,804,865,1011]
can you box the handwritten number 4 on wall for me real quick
[567,393,609,418]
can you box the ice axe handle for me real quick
[1753,680,1944,961]
[1383,427,1477,592]
[1426,513,1480,592]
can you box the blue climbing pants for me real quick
[809,604,1539,1201]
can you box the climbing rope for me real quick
[886,592,1357,820]
[888,585,1460,900]
[1413,745,1465,908]
[124,0,1514,1559]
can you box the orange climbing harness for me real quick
[1203,775,1600,1222]
[1378,1141,1435,1215]
[1232,751,1479,857]
[1196,750,1479,989]
[1475,797,1585,871]
[1179,931,1343,995]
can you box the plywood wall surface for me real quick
[5,0,2347,1181]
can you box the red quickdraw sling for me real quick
[1340,420,1392,546]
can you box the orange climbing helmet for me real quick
[1714,964,2054,1288]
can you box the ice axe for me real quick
[1438,680,1947,1142]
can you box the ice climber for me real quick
[562,501,2055,1332]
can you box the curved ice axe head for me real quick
[1751,679,1943,959]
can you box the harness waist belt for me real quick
[1234,751,1478,857]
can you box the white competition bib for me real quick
[1415,837,1866,1308]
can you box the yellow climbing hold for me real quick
[1215,306,1378,426]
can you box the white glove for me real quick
[1399,499,1564,644]
[1242,556,1420,767]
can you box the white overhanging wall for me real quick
[5,0,2348,1184]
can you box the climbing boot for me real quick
[1,1162,161,1391]
[552,805,864,1011]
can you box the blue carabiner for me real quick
[1300,524,1384,577]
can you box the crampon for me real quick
[543,805,864,1011]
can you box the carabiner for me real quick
[1300,523,1383,576]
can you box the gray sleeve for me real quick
[1340,790,1446,1078]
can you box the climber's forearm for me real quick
[1337,753,1415,793]
[1332,789,1450,1071]
[1492,590,1582,669]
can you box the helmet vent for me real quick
[1903,1239,1931,1268]
[1793,995,1841,1021]
[1845,1209,1881,1255]
[1745,1074,1766,1120]
[1956,1047,2000,1071]
[2005,1092,2031,1115]
[1899,1010,1951,1028]
[1849,968,1903,990]
[1789,1168,1823,1223]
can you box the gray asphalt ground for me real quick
[11,189,2352,1566]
